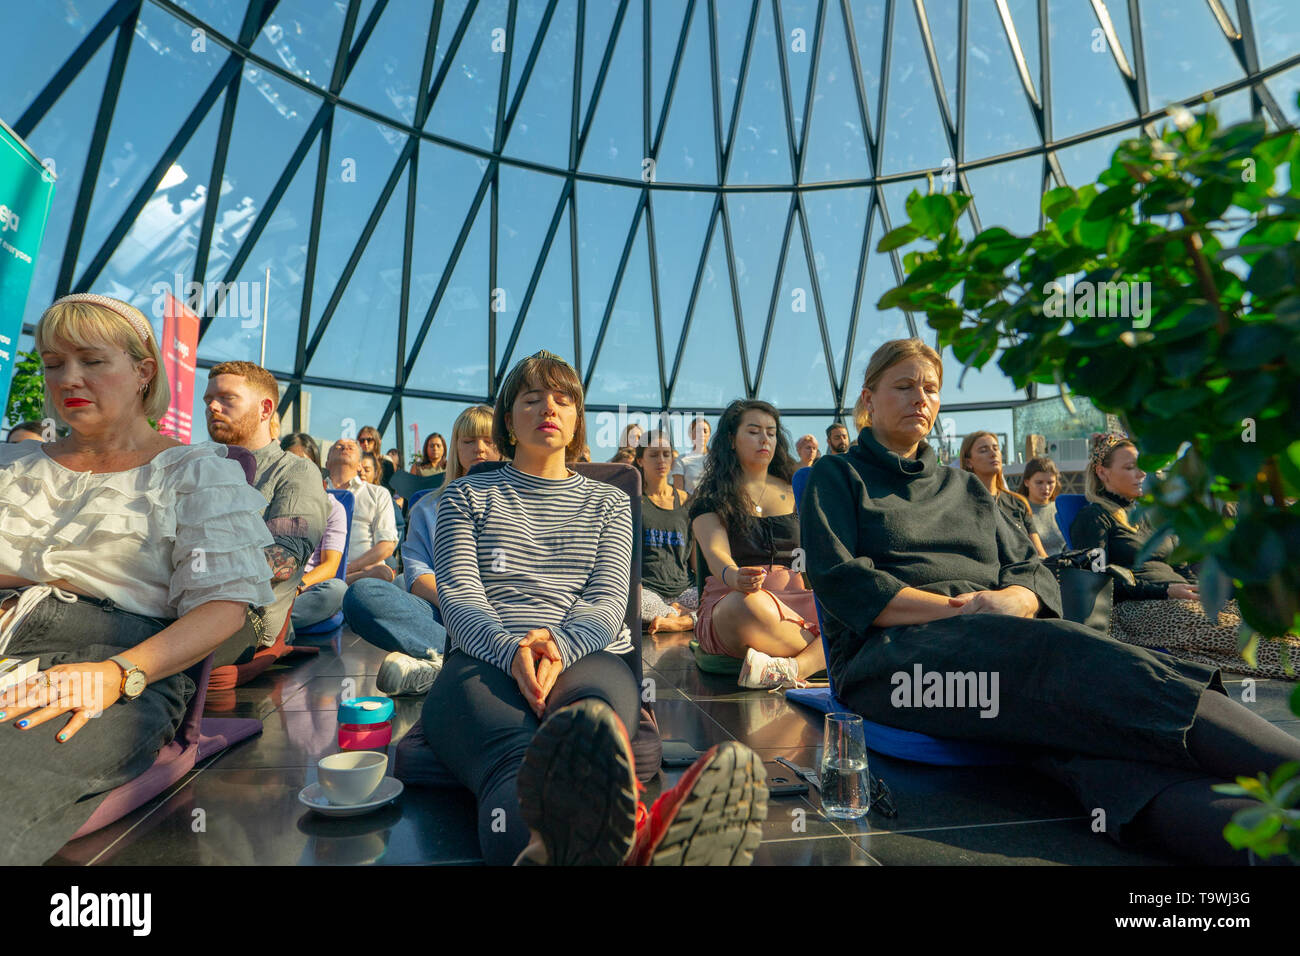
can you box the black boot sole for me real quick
[517,699,639,866]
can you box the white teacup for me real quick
[317,751,388,806]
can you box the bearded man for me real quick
[204,361,329,653]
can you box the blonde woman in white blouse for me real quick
[0,295,276,865]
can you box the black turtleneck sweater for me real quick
[1069,489,1193,601]
[800,430,1062,669]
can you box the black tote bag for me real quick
[1046,548,1134,635]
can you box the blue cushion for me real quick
[295,610,344,637]
[408,487,437,511]
[326,489,355,583]
[791,466,811,512]
[785,687,1028,767]
[1054,494,1086,550]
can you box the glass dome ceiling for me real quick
[4,0,1298,453]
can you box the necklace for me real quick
[752,476,770,515]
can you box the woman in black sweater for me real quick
[800,338,1300,865]
[1071,434,1298,679]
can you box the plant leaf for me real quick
[1199,555,1233,621]
[878,224,920,252]
[1084,184,1136,221]
[1274,777,1300,809]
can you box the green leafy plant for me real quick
[1213,759,1300,861]
[5,349,46,428]
[877,96,1300,861]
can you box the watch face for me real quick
[124,671,148,698]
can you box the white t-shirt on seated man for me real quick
[670,415,711,496]
[327,439,398,584]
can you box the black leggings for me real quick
[421,649,640,865]
[834,614,1300,865]
[1186,687,1300,781]
[1037,689,1300,865]
[1138,690,1300,865]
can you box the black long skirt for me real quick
[830,613,1225,831]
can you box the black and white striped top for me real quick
[432,462,634,672]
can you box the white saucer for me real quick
[299,776,404,817]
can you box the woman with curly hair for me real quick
[690,400,825,689]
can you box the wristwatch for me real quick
[109,655,148,702]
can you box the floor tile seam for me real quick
[758,832,862,845]
[688,698,739,741]
[83,763,213,865]
[192,761,318,771]
[840,814,1088,840]
[421,860,486,866]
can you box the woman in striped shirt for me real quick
[424,351,766,866]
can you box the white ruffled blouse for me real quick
[0,441,276,619]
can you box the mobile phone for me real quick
[661,739,704,767]
[762,762,810,796]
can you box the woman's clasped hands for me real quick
[947,586,1039,618]
[511,629,565,718]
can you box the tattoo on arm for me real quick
[264,544,302,583]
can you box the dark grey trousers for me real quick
[0,591,192,865]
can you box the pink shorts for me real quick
[695,564,820,657]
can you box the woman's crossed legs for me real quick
[711,589,825,682]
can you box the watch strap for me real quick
[109,655,146,700]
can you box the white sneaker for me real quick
[376,651,443,696]
[737,647,802,689]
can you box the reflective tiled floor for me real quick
[48,629,1300,866]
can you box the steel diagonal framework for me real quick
[8,0,1300,457]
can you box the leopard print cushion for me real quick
[1111,598,1299,681]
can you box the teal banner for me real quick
[0,119,55,416]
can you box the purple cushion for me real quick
[67,656,261,842]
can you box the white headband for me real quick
[49,293,153,347]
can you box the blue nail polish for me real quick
[58,733,67,741]
[0,711,6,720]
[16,719,28,728]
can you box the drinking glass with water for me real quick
[820,712,870,819]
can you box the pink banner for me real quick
[158,293,199,443]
